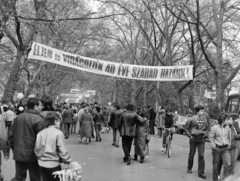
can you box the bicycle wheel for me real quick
[168,140,171,158]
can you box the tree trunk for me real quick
[178,92,184,115]
[143,81,147,106]
[131,80,136,106]
[2,50,23,102]
[155,81,161,111]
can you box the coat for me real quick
[9,109,45,162]
[120,111,147,137]
[134,119,150,157]
[109,110,123,129]
[79,113,93,138]
[62,109,73,124]
[155,109,165,129]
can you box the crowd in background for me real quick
[1,96,240,181]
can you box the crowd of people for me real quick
[0,95,240,181]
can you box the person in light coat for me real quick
[155,105,165,138]
[133,110,150,164]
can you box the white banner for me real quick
[28,42,193,81]
[204,90,216,99]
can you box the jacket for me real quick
[62,109,73,123]
[93,112,104,125]
[35,127,72,168]
[209,124,230,149]
[9,109,45,162]
[184,113,210,138]
[120,111,146,137]
[109,110,123,129]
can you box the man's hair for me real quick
[45,112,60,127]
[217,113,227,123]
[115,105,121,110]
[41,95,54,111]
[195,105,204,113]
[27,97,40,109]
[73,109,77,114]
[126,104,134,111]
[96,106,101,113]
[3,106,8,112]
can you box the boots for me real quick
[140,157,144,164]
[133,154,138,161]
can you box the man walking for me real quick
[184,105,210,179]
[9,97,45,181]
[120,104,147,165]
[109,105,122,147]
[209,113,232,181]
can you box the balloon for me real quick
[17,93,24,99]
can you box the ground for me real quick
[1,128,240,181]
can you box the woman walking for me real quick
[133,110,150,164]
[155,106,165,138]
[79,108,93,144]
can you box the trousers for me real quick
[112,128,120,146]
[64,123,71,138]
[212,147,232,181]
[187,137,205,175]
[39,165,61,181]
[11,161,41,181]
[122,136,134,159]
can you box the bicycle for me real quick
[164,127,175,158]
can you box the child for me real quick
[35,112,72,181]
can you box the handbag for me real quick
[191,128,204,136]
[146,134,150,143]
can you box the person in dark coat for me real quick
[9,97,45,181]
[133,110,150,163]
[62,105,73,139]
[148,106,156,135]
[93,106,104,142]
[120,104,147,166]
[109,105,122,147]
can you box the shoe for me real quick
[198,174,206,179]
[99,138,102,142]
[133,155,137,161]
[140,158,144,164]
[115,145,119,148]
[112,143,115,146]
[187,169,192,174]
[218,175,220,180]
[127,157,131,165]
[79,141,82,143]
[161,148,165,152]
[123,157,127,162]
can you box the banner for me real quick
[28,42,193,81]
[204,90,216,99]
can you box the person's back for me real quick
[165,112,173,128]
[9,97,45,181]
[35,112,71,181]
[121,111,138,137]
[12,105,44,162]
[110,109,123,128]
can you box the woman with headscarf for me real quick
[79,107,93,144]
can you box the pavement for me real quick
[1,128,240,181]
